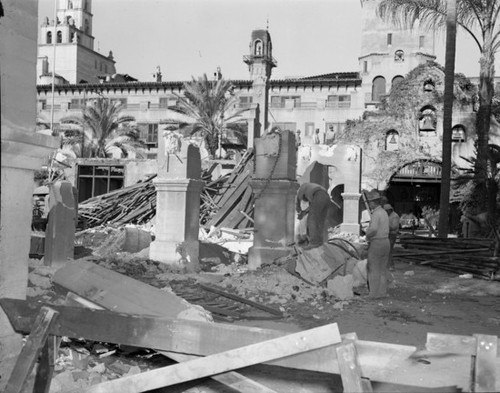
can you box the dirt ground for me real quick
[26,237,500,392]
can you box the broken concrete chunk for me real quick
[327,275,354,300]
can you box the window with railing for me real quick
[70,99,86,109]
[270,95,301,108]
[159,97,177,108]
[326,95,351,108]
[238,96,253,108]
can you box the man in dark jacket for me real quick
[296,182,334,249]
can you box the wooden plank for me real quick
[336,342,368,392]
[3,297,491,390]
[167,352,280,393]
[198,283,283,317]
[473,334,497,392]
[82,323,342,393]
[5,306,59,393]
[62,295,280,393]
[33,335,59,393]
[52,260,198,319]
[426,333,479,356]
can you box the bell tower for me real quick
[359,0,436,107]
[243,29,277,134]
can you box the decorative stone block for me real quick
[248,179,299,269]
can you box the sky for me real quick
[39,0,497,82]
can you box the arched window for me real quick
[56,30,62,43]
[68,0,73,9]
[424,79,435,92]
[254,40,263,56]
[386,130,399,151]
[85,19,89,35]
[70,32,75,43]
[394,49,404,62]
[452,125,466,142]
[419,106,437,132]
[46,31,52,44]
[372,76,386,102]
[391,75,404,89]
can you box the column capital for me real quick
[1,130,58,171]
[341,192,361,201]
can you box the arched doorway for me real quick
[386,160,442,219]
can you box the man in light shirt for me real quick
[365,189,390,298]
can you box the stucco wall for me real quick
[0,0,59,387]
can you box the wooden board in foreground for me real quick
[79,323,341,393]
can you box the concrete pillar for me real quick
[246,104,260,150]
[248,130,298,269]
[248,180,299,269]
[149,179,204,269]
[44,181,77,266]
[149,133,204,269]
[340,192,362,234]
[0,1,59,388]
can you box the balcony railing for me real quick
[325,101,351,108]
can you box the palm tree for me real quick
[378,0,500,224]
[171,74,248,158]
[60,98,144,158]
[439,0,457,237]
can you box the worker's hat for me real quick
[383,204,393,210]
[366,189,381,201]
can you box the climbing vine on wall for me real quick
[338,61,477,187]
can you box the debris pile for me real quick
[77,150,256,230]
[397,236,499,280]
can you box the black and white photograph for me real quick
[1,0,500,391]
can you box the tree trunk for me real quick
[438,0,457,238]
[475,37,496,221]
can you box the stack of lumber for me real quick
[396,235,499,280]
[201,150,255,229]
[78,175,157,228]
[78,151,256,230]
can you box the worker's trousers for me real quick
[388,233,397,269]
[306,190,332,247]
[367,238,390,298]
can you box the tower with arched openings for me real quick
[359,0,436,109]
[37,0,116,84]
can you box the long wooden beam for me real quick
[79,323,342,393]
[5,307,59,393]
[49,261,500,391]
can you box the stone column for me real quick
[340,192,361,234]
[149,133,204,270]
[246,103,260,150]
[248,180,299,269]
[149,178,204,269]
[44,181,77,267]
[0,1,59,388]
[248,130,298,269]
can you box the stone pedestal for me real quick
[149,179,205,268]
[44,181,77,267]
[149,135,204,269]
[248,180,299,269]
[340,192,361,234]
